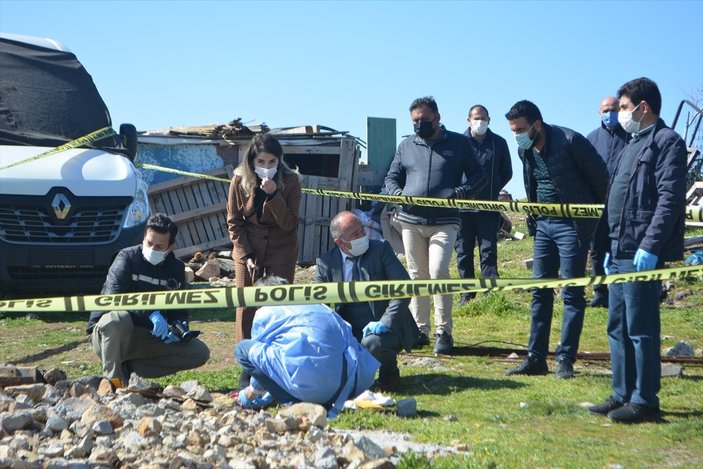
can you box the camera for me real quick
[168,320,201,343]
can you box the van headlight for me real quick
[124,178,150,228]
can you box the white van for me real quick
[0,33,149,294]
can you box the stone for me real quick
[666,341,695,358]
[55,396,98,422]
[42,368,67,385]
[314,446,339,469]
[92,419,113,435]
[38,443,65,458]
[162,384,186,399]
[119,430,149,449]
[3,384,47,402]
[14,394,35,407]
[127,374,162,394]
[80,404,123,429]
[396,398,417,417]
[0,411,34,433]
[114,392,149,407]
[661,363,684,377]
[361,459,395,469]
[97,379,114,396]
[181,399,199,411]
[137,416,162,437]
[89,446,118,464]
[64,435,92,459]
[186,385,212,403]
[277,403,327,428]
[75,376,104,391]
[179,380,201,394]
[45,415,69,433]
[352,435,387,460]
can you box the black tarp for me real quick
[0,36,122,151]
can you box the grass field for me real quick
[1,219,702,468]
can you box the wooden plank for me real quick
[301,176,320,263]
[174,235,232,259]
[169,204,223,224]
[148,167,230,195]
[282,145,342,155]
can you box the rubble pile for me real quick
[0,374,400,468]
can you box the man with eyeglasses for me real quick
[588,77,687,423]
[586,97,631,308]
[385,96,486,356]
[504,100,608,380]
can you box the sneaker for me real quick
[588,396,624,416]
[607,403,661,423]
[555,359,575,379]
[589,293,609,308]
[433,331,453,355]
[505,354,549,376]
[415,332,430,348]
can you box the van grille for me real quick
[0,205,126,243]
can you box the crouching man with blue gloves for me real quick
[589,78,687,424]
[234,276,380,417]
[87,213,210,389]
[316,211,420,392]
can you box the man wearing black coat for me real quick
[586,96,631,308]
[505,100,609,380]
[87,213,209,388]
[316,211,419,392]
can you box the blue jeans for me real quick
[235,340,298,405]
[529,218,589,362]
[608,249,661,408]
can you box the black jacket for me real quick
[87,245,188,333]
[587,123,630,176]
[520,123,609,244]
[595,119,687,261]
[385,127,487,225]
[463,128,512,203]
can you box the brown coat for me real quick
[226,171,301,341]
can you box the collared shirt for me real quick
[340,250,355,282]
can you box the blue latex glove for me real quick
[163,331,181,344]
[603,253,612,275]
[633,248,658,272]
[363,321,390,337]
[149,311,169,340]
[237,387,273,409]
[685,251,703,266]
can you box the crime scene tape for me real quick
[1,265,700,314]
[0,127,117,171]
[135,163,703,222]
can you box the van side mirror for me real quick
[119,123,138,160]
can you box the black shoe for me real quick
[589,293,609,308]
[607,403,661,423]
[433,331,453,355]
[506,354,549,376]
[377,371,400,393]
[458,296,471,307]
[588,396,624,416]
[555,359,575,379]
[414,332,430,348]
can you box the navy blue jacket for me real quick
[87,245,188,333]
[596,118,687,261]
[520,123,609,245]
[462,128,512,204]
[385,127,487,225]
[587,123,630,175]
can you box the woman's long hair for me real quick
[235,133,299,195]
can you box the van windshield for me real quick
[0,37,124,152]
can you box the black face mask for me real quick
[413,120,435,139]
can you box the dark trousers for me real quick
[361,331,401,379]
[590,221,609,296]
[529,217,589,362]
[607,248,661,408]
[455,211,500,298]
[235,340,297,404]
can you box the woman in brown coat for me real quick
[226,133,301,343]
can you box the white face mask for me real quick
[618,103,642,134]
[254,166,277,180]
[345,234,369,257]
[143,244,168,265]
[470,119,488,136]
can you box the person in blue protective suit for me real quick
[233,276,380,418]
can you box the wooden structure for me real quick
[137,123,361,264]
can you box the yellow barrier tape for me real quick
[0,127,117,171]
[1,266,700,313]
[135,163,703,222]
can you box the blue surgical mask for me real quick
[601,111,619,129]
[514,123,535,150]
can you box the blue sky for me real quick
[2,0,702,197]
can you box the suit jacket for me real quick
[315,239,419,352]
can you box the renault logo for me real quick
[51,193,71,220]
